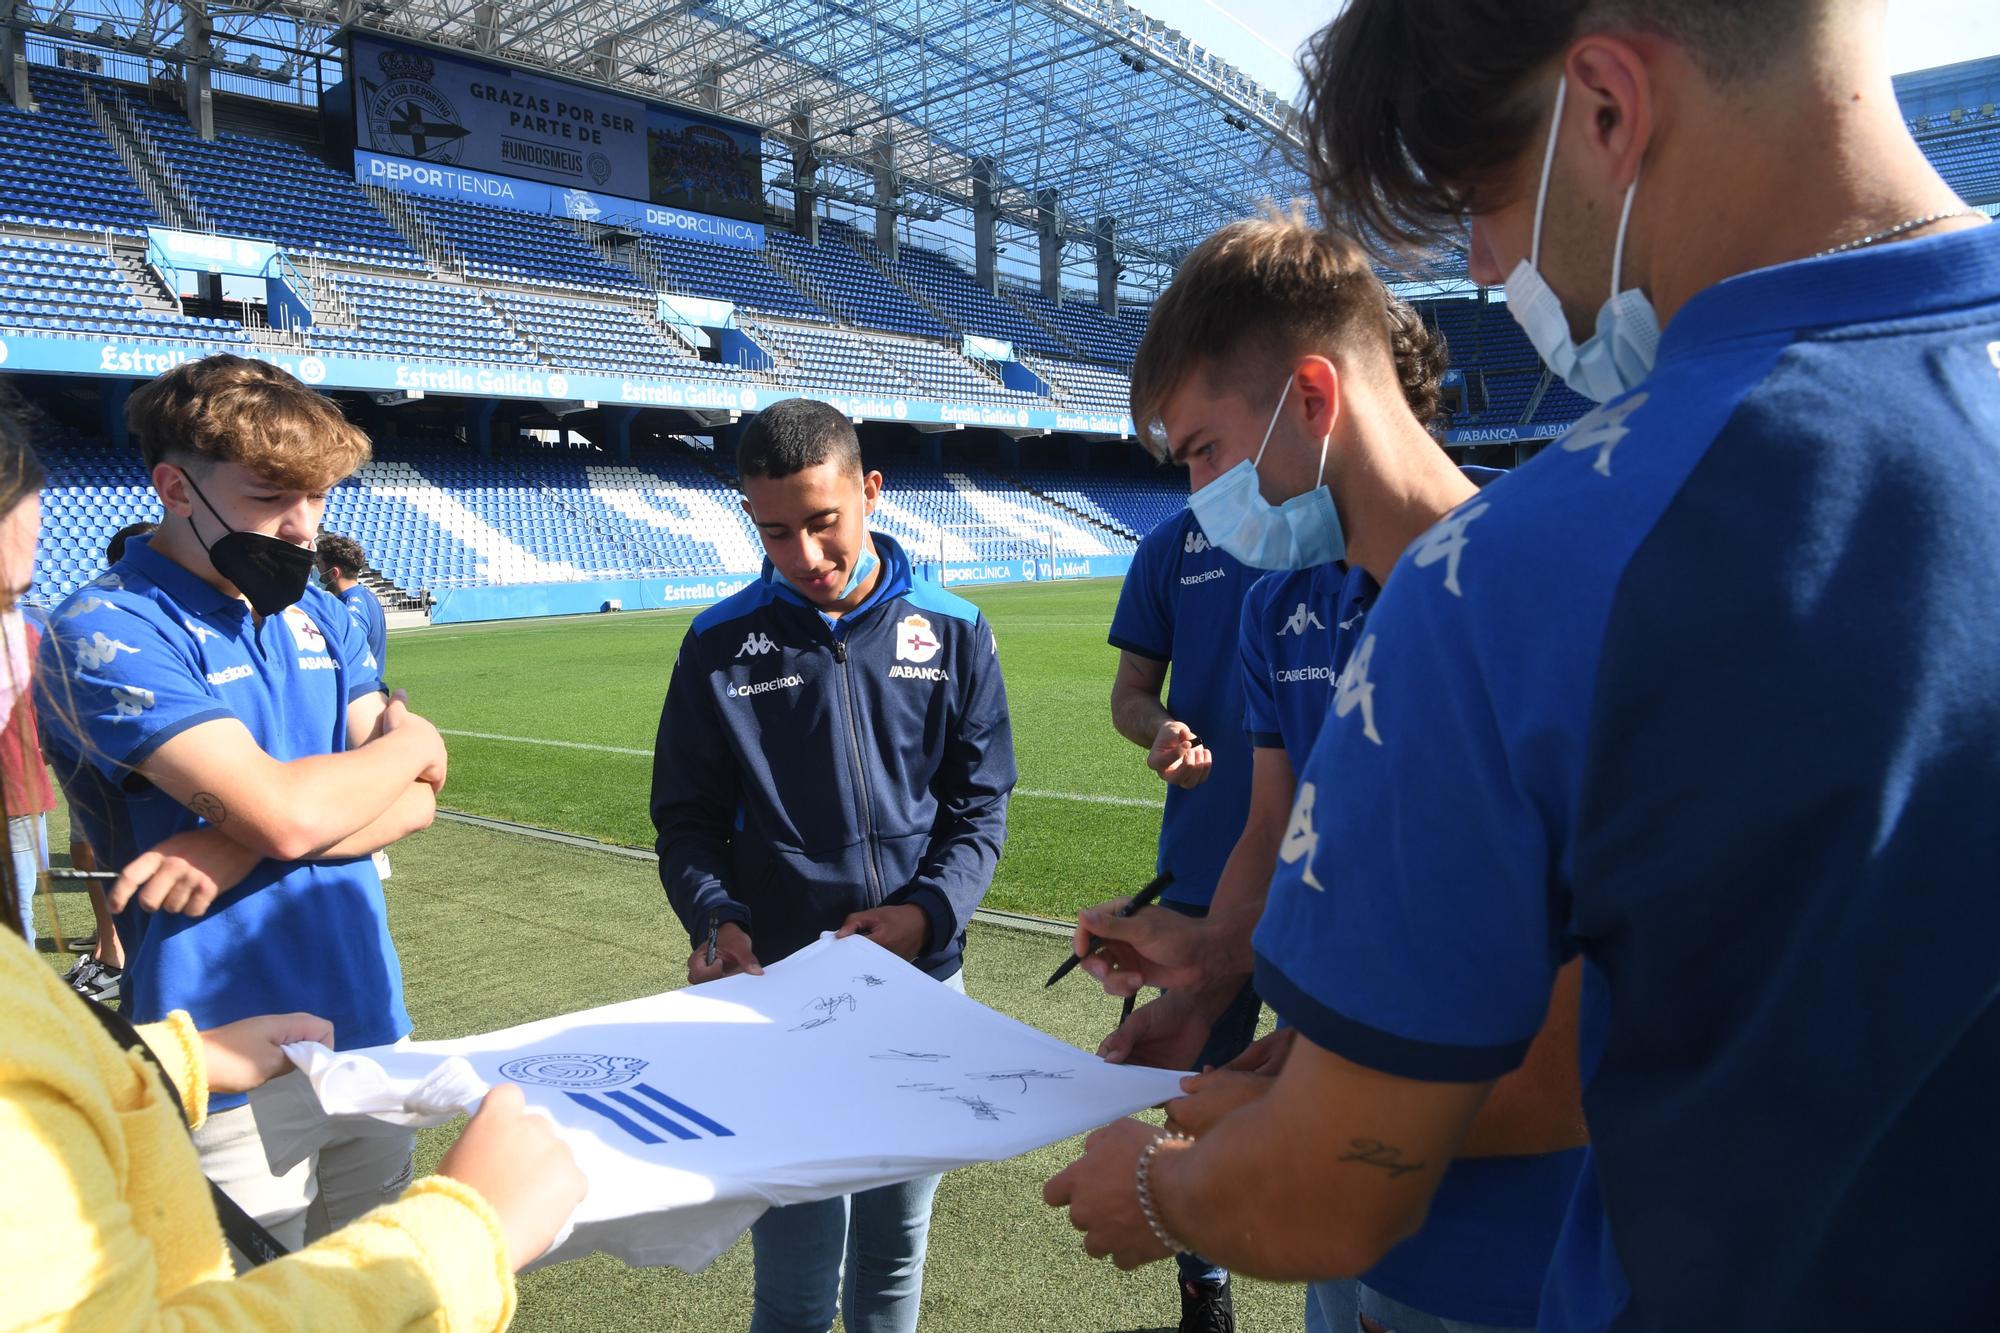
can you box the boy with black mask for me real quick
[37,353,446,1260]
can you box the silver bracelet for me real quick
[1136,1130,1194,1255]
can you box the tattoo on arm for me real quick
[188,791,227,825]
[1338,1139,1428,1179]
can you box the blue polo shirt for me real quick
[339,581,388,674]
[1108,510,1254,908]
[1238,471,1571,1326]
[36,536,405,1110]
[1256,223,2000,1331]
[1239,561,1375,760]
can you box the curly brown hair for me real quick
[1384,295,1450,436]
[315,531,369,578]
[128,354,371,492]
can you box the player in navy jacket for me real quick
[652,397,1015,1333]
[651,402,1015,987]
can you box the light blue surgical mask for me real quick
[1504,78,1661,403]
[1186,373,1345,570]
[781,543,878,602]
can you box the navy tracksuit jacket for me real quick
[651,533,1015,979]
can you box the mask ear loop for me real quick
[1609,162,1642,299]
[177,465,230,553]
[1252,372,1296,469]
[1529,78,1568,271]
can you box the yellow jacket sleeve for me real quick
[0,935,516,1331]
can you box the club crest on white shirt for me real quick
[1559,391,1649,478]
[896,613,941,664]
[499,1053,649,1089]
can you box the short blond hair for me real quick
[1131,210,1448,458]
[128,354,371,491]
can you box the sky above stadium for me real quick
[1150,0,2000,105]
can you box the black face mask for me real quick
[180,469,318,618]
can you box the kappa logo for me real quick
[1183,529,1211,555]
[1280,781,1325,892]
[110,684,155,718]
[1334,634,1383,746]
[736,632,778,658]
[73,631,139,671]
[1409,500,1490,598]
[60,596,111,620]
[1560,391,1649,477]
[1278,603,1325,637]
[895,614,941,664]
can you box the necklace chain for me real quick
[1815,208,1979,258]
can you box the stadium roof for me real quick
[352,0,1316,274]
[11,0,1319,279]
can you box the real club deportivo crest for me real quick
[283,607,327,653]
[363,48,471,166]
[896,614,941,664]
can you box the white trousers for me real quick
[193,1095,417,1264]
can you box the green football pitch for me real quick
[387,578,1175,921]
[34,576,1307,1331]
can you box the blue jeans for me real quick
[10,814,46,942]
[748,1173,942,1333]
[1161,900,1264,1288]
[746,969,964,1333]
[1358,1285,1532,1333]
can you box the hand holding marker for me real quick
[1046,872,1174,989]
